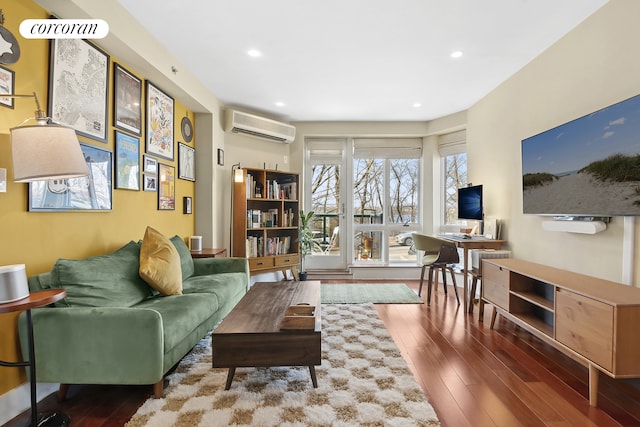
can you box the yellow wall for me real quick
[0,1,195,394]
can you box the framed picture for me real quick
[114,131,140,190]
[49,39,109,142]
[143,174,157,192]
[0,65,15,108]
[113,63,142,136]
[183,196,192,214]
[217,148,224,166]
[146,81,174,160]
[158,163,175,210]
[143,155,158,174]
[29,144,112,211]
[178,142,195,181]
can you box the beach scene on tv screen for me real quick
[522,94,640,216]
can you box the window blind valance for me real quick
[306,138,346,160]
[438,130,466,156]
[353,138,422,159]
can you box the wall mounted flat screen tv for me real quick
[458,184,483,220]
[522,93,640,217]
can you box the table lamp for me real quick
[0,264,29,303]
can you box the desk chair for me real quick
[412,233,460,305]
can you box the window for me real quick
[305,137,423,267]
[438,130,467,225]
[444,153,467,224]
[353,138,421,263]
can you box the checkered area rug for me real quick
[126,304,440,426]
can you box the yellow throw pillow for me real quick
[139,226,183,296]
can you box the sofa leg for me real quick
[57,384,69,401]
[153,379,164,398]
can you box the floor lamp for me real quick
[7,92,88,182]
[2,91,87,427]
[229,163,242,256]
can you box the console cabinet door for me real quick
[482,261,509,310]
[555,289,614,372]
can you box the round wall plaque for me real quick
[181,116,193,142]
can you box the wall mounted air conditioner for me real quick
[225,110,296,143]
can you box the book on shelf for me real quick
[245,236,264,258]
[280,182,297,200]
[245,235,290,257]
[265,236,291,256]
[245,173,264,198]
[245,173,253,198]
[282,208,295,227]
[247,209,280,228]
[247,210,262,228]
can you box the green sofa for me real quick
[18,236,249,398]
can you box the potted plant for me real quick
[297,210,315,281]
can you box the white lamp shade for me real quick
[234,167,244,183]
[0,264,29,303]
[10,124,89,182]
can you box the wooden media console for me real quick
[482,258,640,407]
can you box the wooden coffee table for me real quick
[212,280,321,390]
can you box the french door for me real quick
[304,139,347,270]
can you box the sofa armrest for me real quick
[193,257,249,277]
[18,307,165,385]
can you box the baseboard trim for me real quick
[0,382,58,425]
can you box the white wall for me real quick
[468,0,640,285]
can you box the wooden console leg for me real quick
[225,368,236,390]
[153,379,164,398]
[490,307,498,329]
[589,364,599,407]
[57,384,70,401]
[309,365,318,388]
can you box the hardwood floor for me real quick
[5,280,640,426]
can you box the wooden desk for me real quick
[0,290,67,426]
[438,235,505,313]
[190,248,227,258]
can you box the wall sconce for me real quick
[6,92,88,182]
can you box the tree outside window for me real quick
[444,153,467,224]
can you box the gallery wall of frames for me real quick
[0,0,198,396]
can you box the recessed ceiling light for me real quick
[413,103,422,108]
[450,51,463,59]
[275,102,285,107]
[247,49,262,57]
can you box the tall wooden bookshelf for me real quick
[232,168,300,279]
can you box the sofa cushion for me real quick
[182,273,248,303]
[135,293,219,352]
[139,227,183,296]
[50,241,151,308]
[170,235,194,280]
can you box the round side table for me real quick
[0,289,68,427]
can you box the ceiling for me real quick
[115,0,607,123]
